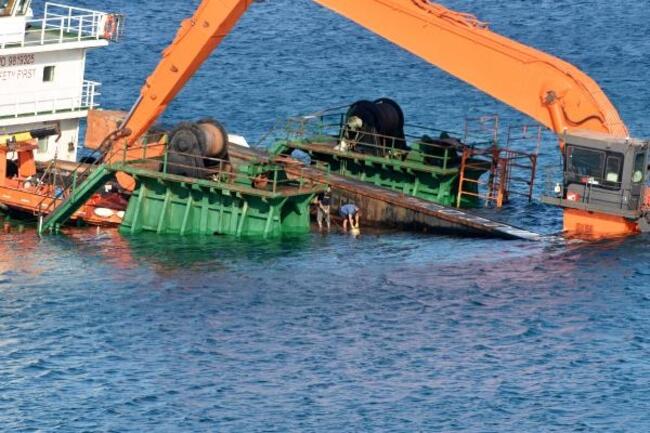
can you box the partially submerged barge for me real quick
[6,0,646,241]
[270,99,539,210]
[33,103,544,240]
[0,3,550,241]
[38,141,324,238]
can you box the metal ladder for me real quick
[38,165,115,234]
[456,119,541,208]
[36,142,116,234]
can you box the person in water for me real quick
[315,186,332,232]
[339,203,360,232]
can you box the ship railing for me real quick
[541,170,641,213]
[35,127,117,221]
[38,134,314,222]
[116,141,313,195]
[1,3,119,48]
[463,114,500,145]
[284,110,489,146]
[500,124,542,201]
[40,131,167,207]
[0,80,100,120]
[282,112,468,170]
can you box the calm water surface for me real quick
[1,0,649,431]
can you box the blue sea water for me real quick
[1,0,650,431]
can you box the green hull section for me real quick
[272,140,486,208]
[120,175,315,238]
[39,158,321,239]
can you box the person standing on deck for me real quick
[315,186,332,232]
[339,203,360,232]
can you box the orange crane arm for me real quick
[106,0,253,162]
[110,0,629,164]
[314,0,628,138]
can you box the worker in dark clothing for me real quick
[315,186,332,231]
[339,203,360,232]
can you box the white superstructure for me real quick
[0,1,120,162]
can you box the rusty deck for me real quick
[228,145,546,240]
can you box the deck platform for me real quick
[230,145,545,240]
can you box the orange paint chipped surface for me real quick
[564,208,639,239]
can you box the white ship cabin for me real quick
[0,1,121,163]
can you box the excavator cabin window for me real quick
[567,146,604,178]
[632,152,646,184]
[566,145,623,189]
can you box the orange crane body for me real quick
[314,0,628,139]
[107,0,646,238]
[106,0,253,164]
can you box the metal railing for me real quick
[38,134,315,219]
[120,141,313,195]
[36,132,113,219]
[464,114,499,146]
[278,106,542,208]
[542,174,636,212]
[1,3,117,49]
[282,112,465,170]
[0,80,100,119]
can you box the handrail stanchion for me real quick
[59,17,64,42]
[40,17,46,44]
[272,168,278,194]
[163,147,169,174]
[67,6,73,32]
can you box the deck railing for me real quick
[282,112,465,170]
[0,80,100,120]
[1,3,120,49]
[120,141,311,196]
[542,173,635,211]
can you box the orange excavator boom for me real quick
[104,0,645,238]
[106,0,253,163]
[314,0,628,139]
[111,0,629,163]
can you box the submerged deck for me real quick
[230,145,545,241]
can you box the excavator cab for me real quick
[543,132,649,236]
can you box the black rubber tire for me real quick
[346,100,380,133]
[166,152,205,178]
[345,99,408,154]
[374,98,404,126]
[374,98,407,150]
[167,123,206,178]
[168,122,205,154]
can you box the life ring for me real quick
[103,15,117,40]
